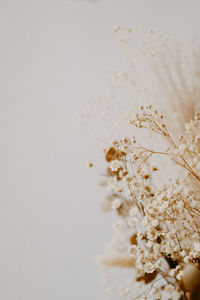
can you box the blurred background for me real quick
[0,0,200,299]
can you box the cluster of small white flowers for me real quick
[99,106,200,299]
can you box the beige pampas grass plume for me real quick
[94,253,135,268]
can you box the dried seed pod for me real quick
[182,264,200,293]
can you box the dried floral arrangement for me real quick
[87,28,200,300]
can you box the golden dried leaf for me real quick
[106,147,117,162]
[130,234,137,245]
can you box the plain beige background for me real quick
[0,0,200,299]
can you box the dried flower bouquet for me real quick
[89,29,200,300]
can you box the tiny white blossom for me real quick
[129,206,138,216]
[176,270,183,280]
[111,199,122,209]
[113,220,126,232]
[128,217,138,227]
[110,159,121,171]
[127,245,137,256]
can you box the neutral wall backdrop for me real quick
[0,0,200,299]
